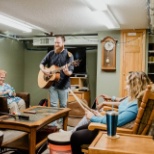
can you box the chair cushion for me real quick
[16,92,30,108]
[121,120,135,129]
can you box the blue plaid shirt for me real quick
[0,83,21,104]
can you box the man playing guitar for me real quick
[39,35,74,120]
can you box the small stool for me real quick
[48,131,72,154]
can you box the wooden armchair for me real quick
[82,85,154,154]
[0,92,30,113]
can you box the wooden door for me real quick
[120,30,146,97]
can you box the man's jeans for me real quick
[48,86,68,126]
[49,86,68,108]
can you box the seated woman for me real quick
[0,69,26,114]
[70,71,151,154]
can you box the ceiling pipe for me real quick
[0,33,35,41]
[17,37,33,41]
[0,33,18,40]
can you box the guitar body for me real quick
[38,59,81,89]
[38,65,60,89]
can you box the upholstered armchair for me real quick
[0,92,30,113]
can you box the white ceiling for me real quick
[0,0,150,38]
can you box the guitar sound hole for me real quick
[44,76,50,81]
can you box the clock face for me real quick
[104,41,114,51]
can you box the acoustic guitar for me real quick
[38,59,81,89]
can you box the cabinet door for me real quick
[68,91,90,106]
[120,30,146,97]
[68,92,83,102]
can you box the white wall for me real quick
[24,50,48,106]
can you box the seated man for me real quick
[69,71,151,154]
[0,69,25,114]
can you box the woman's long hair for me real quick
[127,71,151,100]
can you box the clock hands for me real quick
[104,41,115,51]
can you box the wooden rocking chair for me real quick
[82,85,154,154]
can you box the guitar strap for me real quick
[67,51,73,66]
[67,51,73,58]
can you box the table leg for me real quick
[63,114,69,130]
[29,128,36,154]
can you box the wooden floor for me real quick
[42,148,49,154]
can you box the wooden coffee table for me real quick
[0,106,71,154]
[89,131,154,154]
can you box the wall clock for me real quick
[104,41,114,51]
[101,36,117,71]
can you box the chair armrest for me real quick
[102,106,118,112]
[88,122,133,134]
[0,97,9,113]
[16,92,30,108]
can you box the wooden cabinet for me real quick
[67,77,90,127]
[68,91,90,104]
[68,77,90,106]
[70,77,88,89]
